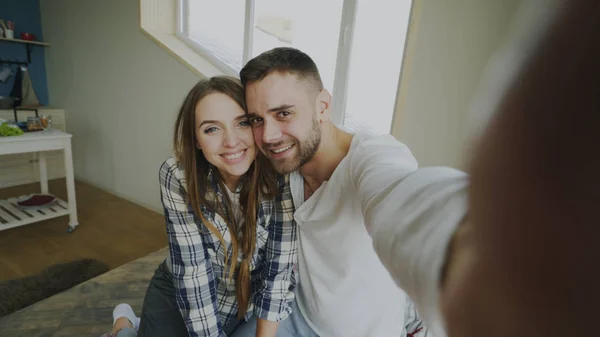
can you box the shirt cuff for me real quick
[252,294,294,322]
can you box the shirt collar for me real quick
[207,165,244,197]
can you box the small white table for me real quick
[0,129,79,232]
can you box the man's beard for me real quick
[264,118,321,174]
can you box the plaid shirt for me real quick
[402,297,430,337]
[159,157,297,337]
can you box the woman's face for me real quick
[195,92,256,188]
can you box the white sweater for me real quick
[291,133,467,337]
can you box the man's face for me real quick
[245,72,325,173]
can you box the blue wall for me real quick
[0,0,48,105]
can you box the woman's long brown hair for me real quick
[173,76,277,319]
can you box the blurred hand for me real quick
[440,2,600,336]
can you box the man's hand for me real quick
[438,1,600,336]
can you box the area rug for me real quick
[0,259,109,318]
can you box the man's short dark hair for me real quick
[240,47,324,93]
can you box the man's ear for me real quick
[316,89,332,123]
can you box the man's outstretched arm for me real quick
[354,1,599,337]
[352,1,600,336]
[442,1,600,336]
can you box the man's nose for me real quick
[262,119,282,144]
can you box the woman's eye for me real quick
[204,126,218,134]
[239,119,251,126]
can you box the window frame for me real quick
[176,0,251,76]
[176,0,408,131]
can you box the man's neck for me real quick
[300,124,353,192]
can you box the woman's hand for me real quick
[256,318,279,337]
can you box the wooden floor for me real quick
[0,179,167,281]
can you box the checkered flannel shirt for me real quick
[159,157,297,337]
[402,297,430,337]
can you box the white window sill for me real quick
[140,0,231,78]
[141,29,227,78]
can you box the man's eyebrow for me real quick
[246,104,295,118]
[268,104,295,113]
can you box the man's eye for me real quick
[251,117,264,125]
[279,111,291,117]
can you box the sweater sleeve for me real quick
[348,135,468,337]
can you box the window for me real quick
[251,0,344,92]
[343,0,413,135]
[178,0,412,135]
[179,1,246,73]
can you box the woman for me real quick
[103,76,297,337]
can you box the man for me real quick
[240,47,440,337]
[245,0,600,336]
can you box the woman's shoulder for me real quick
[159,156,186,188]
[160,156,181,173]
[255,174,293,224]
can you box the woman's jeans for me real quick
[137,261,317,336]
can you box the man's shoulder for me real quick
[349,133,415,162]
[353,132,403,145]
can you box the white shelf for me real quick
[0,37,50,47]
[0,196,69,231]
[0,125,78,232]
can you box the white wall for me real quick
[392,0,522,169]
[40,0,201,211]
[37,0,522,211]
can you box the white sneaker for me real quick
[112,303,140,331]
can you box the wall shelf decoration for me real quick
[0,37,50,65]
